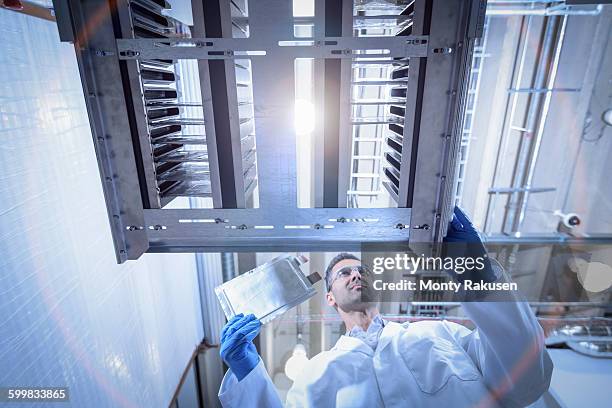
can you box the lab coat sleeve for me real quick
[285,376,311,408]
[218,358,283,408]
[446,262,553,408]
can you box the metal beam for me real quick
[335,0,354,207]
[191,0,220,208]
[248,0,297,209]
[115,36,430,60]
[407,0,475,251]
[322,0,343,207]
[113,0,161,209]
[313,0,326,208]
[144,208,411,252]
[64,0,149,262]
[197,0,245,208]
[399,0,429,209]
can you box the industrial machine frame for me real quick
[53,0,486,262]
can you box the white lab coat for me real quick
[218,284,553,407]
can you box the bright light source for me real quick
[603,108,612,126]
[295,99,315,135]
[284,343,309,381]
[293,0,314,17]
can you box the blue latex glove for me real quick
[443,206,497,283]
[219,313,261,381]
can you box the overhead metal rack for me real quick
[347,1,409,208]
[53,0,486,262]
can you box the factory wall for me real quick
[0,10,204,408]
[461,11,612,235]
[525,12,612,234]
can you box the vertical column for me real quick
[113,0,161,209]
[399,0,429,209]
[313,0,326,208]
[336,0,354,207]
[249,0,297,209]
[321,0,344,207]
[194,0,245,208]
[66,0,148,261]
[408,0,471,247]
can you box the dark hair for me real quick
[325,253,360,292]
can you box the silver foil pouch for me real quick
[215,254,322,324]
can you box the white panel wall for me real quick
[0,10,203,407]
[460,12,612,235]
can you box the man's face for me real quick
[326,258,374,312]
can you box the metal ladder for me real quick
[454,17,490,206]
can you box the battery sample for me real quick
[215,254,322,324]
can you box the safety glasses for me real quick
[327,264,371,291]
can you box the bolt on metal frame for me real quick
[55,0,485,262]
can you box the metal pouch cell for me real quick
[215,254,322,324]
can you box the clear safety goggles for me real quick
[327,264,371,291]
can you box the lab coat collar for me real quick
[333,321,406,356]
[333,334,375,356]
[375,321,405,354]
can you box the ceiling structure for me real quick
[54,0,486,262]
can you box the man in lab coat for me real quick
[217,208,553,407]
